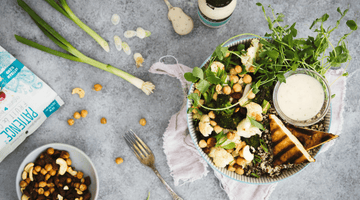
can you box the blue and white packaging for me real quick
[0,45,64,163]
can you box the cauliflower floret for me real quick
[221,131,241,147]
[240,39,263,72]
[245,102,263,121]
[239,84,251,106]
[236,118,262,138]
[209,147,234,168]
[199,115,213,137]
[210,61,225,73]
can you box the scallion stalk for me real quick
[44,0,110,52]
[16,0,155,95]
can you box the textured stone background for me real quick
[0,0,359,199]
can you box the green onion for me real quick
[146,192,150,200]
[16,0,155,95]
[45,0,109,52]
[251,172,260,178]
[261,100,271,114]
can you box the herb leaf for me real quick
[222,142,236,150]
[248,116,265,131]
[184,72,198,83]
[196,79,211,94]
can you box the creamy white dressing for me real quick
[277,74,324,121]
[198,0,237,20]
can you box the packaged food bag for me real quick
[0,45,64,163]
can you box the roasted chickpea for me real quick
[139,118,146,126]
[194,89,201,96]
[247,90,256,99]
[227,132,236,140]
[207,137,216,148]
[115,157,124,165]
[35,166,41,172]
[228,165,236,172]
[223,86,231,95]
[38,188,44,195]
[72,112,80,120]
[236,157,246,166]
[233,83,242,93]
[229,68,237,75]
[198,140,207,148]
[47,148,54,155]
[93,84,102,91]
[101,117,107,124]
[44,190,50,197]
[80,110,88,118]
[243,74,252,84]
[67,119,75,126]
[45,164,52,171]
[210,120,217,126]
[229,75,239,83]
[225,52,230,58]
[235,65,242,74]
[235,167,244,175]
[214,125,223,134]
[77,171,84,179]
[208,111,215,119]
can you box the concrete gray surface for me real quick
[0,0,359,199]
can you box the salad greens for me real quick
[15,0,155,95]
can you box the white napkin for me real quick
[149,57,346,200]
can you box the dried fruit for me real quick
[111,14,120,25]
[113,35,122,51]
[134,53,144,68]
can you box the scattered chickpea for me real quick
[194,89,201,96]
[248,66,255,73]
[235,65,242,74]
[236,157,246,166]
[235,167,244,175]
[67,119,75,126]
[44,190,50,197]
[79,184,87,192]
[93,84,103,91]
[77,171,84,179]
[227,132,236,140]
[243,74,252,84]
[80,110,88,118]
[229,75,239,83]
[210,120,217,126]
[247,90,256,99]
[115,157,124,164]
[35,166,41,172]
[198,140,207,148]
[229,68,237,75]
[66,158,72,166]
[213,92,218,101]
[38,188,44,195]
[225,52,230,57]
[214,125,223,134]
[47,148,54,155]
[45,164,52,171]
[233,83,242,93]
[223,86,231,95]
[100,117,107,124]
[215,84,222,93]
[228,165,236,172]
[73,112,81,119]
[208,111,215,119]
[207,137,216,148]
[49,169,56,176]
[139,118,147,126]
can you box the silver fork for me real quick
[124,130,183,200]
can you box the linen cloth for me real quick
[149,57,346,200]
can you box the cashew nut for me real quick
[20,187,25,193]
[24,163,34,173]
[21,171,27,180]
[56,158,68,175]
[72,88,85,98]
[21,194,30,200]
[67,166,77,176]
[28,166,34,181]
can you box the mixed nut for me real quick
[20,148,92,200]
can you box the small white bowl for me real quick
[16,143,99,200]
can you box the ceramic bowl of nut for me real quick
[16,143,99,200]
[186,37,332,184]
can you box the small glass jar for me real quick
[198,0,237,28]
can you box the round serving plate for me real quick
[186,37,332,184]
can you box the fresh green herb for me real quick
[253,155,261,164]
[213,45,229,61]
[248,116,265,131]
[222,142,236,150]
[214,131,226,141]
[45,0,109,52]
[16,0,155,95]
[251,172,260,178]
[331,94,336,99]
[259,139,269,153]
[261,100,271,114]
